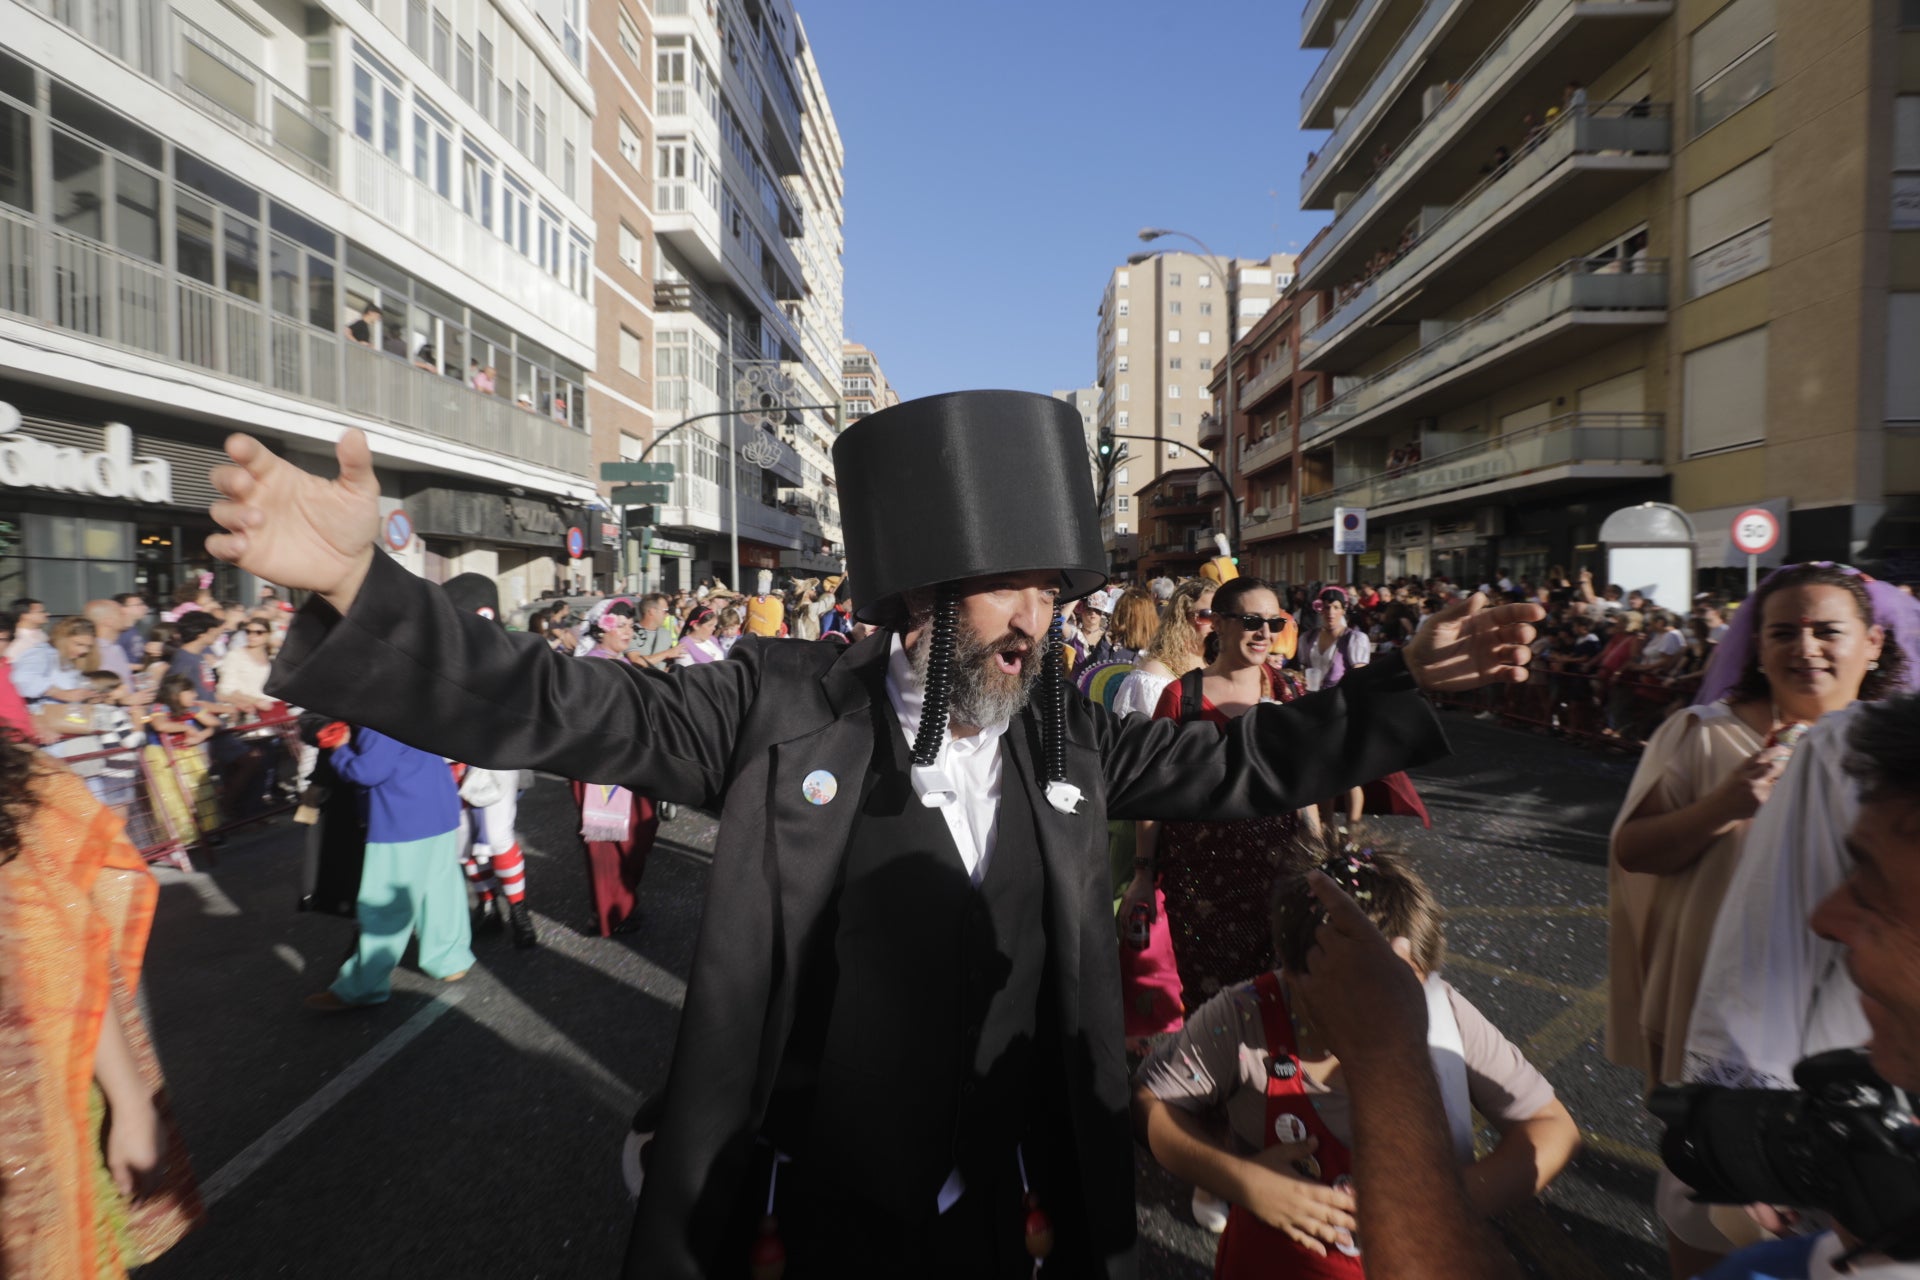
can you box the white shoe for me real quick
[1474,710,1498,721]
[1191,1187,1230,1233]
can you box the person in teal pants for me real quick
[305,723,474,1009]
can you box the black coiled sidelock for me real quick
[1041,609,1067,788]
[910,587,960,766]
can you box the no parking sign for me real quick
[566,526,586,560]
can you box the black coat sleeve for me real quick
[265,552,756,808]
[1091,653,1449,821]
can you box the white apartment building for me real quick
[841,340,898,422]
[645,0,842,591]
[0,0,600,611]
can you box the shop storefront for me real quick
[0,385,252,613]
[402,484,591,608]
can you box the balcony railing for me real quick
[1243,508,1296,541]
[1304,104,1671,356]
[0,205,590,478]
[1301,0,1389,120]
[1197,470,1224,497]
[1240,357,1294,410]
[1299,411,1663,523]
[1240,428,1294,475]
[174,14,333,184]
[1301,0,1465,196]
[1301,257,1668,440]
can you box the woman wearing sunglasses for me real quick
[1125,579,1316,1011]
[214,618,278,716]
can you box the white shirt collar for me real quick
[885,633,1008,808]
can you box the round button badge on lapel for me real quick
[801,769,838,806]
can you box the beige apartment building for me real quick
[842,341,902,421]
[1290,0,1920,590]
[1094,252,1296,576]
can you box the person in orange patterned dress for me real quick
[0,736,202,1277]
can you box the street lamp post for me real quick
[1131,227,1246,562]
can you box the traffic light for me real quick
[629,505,656,527]
[1098,426,1115,458]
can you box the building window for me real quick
[1117,326,1128,344]
[476,36,493,125]
[1117,496,1130,512]
[1116,270,1129,287]
[1688,152,1771,296]
[1197,273,1211,288]
[406,0,428,58]
[456,38,473,103]
[1897,96,1920,229]
[1116,523,1129,535]
[1118,384,1130,402]
[1168,272,1182,286]
[1169,413,1183,427]
[514,83,531,153]
[1168,300,1182,316]
[1683,327,1768,455]
[1168,357,1182,370]
[563,141,576,197]
[1117,299,1129,317]
[1197,330,1212,345]
[533,107,547,171]
[619,326,643,377]
[353,54,403,162]
[1169,385,1183,399]
[619,12,643,63]
[1691,0,1775,135]
[1116,355,1129,372]
[1199,357,1213,370]
[1891,294,1920,422]
[618,117,642,169]
[431,10,451,79]
[462,140,495,230]
[1167,329,1181,343]
[1166,443,1180,457]
[412,97,453,198]
[1116,411,1129,427]
[1116,466,1129,484]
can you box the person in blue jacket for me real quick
[304,722,474,1010]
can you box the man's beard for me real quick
[910,617,1043,731]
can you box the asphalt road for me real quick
[138,709,1661,1279]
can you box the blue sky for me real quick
[797,0,1333,401]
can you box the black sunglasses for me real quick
[1226,614,1290,633]
[245,627,271,635]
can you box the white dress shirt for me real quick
[884,634,1006,884]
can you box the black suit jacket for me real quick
[268,552,1450,1278]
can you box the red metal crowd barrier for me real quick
[55,706,306,871]
[1427,665,1707,751]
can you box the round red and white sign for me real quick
[1731,508,1779,556]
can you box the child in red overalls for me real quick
[1131,826,1582,1277]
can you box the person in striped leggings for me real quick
[443,574,538,950]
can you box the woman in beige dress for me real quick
[1607,562,1895,1280]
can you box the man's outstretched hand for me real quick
[1401,592,1544,693]
[207,430,380,614]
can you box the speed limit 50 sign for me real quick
[1731,508,1780,557]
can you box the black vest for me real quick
[771,692,1048,1220]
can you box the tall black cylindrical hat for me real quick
[832,390,1107,624]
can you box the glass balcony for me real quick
[1242,508,1297,542]
[1301,258,1668,442]
[1300,0,1391,124]
[1239,358,1293,410]
[1302,104,1671,365]
[0,203,590,477]
[1300,0,1466,202]
[1299,412,1663,525]
[173,15,333,185]
[1240,428,1294,476]
[1301,0,1670,242]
